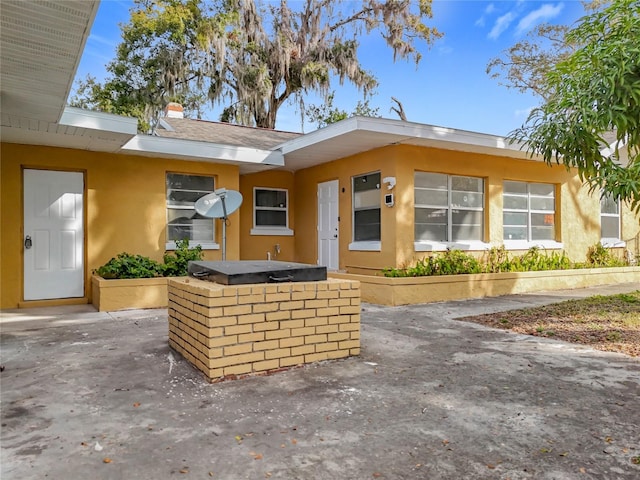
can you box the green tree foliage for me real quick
[70,0,441,131]
[509,0,640,211]
[305,91,381,129]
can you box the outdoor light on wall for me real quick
[383,176,396,190]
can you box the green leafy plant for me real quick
[384,249,481,277]
[585,243,627,267]
[163,239,204,277]
[383,244,627,278]
[95,253,165,279]
[483,246,513,273]
[95,240,204,279]
[511,247,572,272]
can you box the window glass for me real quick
[254,188,289,229]
[503,181,528,194]
[529,183,555,196]
[166,173,214,242]
[530,197,555,211]
[414,173,484,243]
[451,191,483,208]
[353,173,381,242]
[452,176,483,193]
[415,172,447,189]
[503,181,555,242]
[600,194,620,239]
[415,189,448,206]
[601,195,619,215]
[503,195,528,210]
[256,189,287,208]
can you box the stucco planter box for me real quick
[330,266,640,306]
[91,275,169,312]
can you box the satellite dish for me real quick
[195,189,243,219]
[194,188,243,261]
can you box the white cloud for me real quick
[475,3,496,27]
[489,12,517,40]
[516,3,564,35]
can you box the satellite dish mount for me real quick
[194,188,243,260]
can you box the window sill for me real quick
[348,241,381,251]
[250,227,294,236]
[414,241,491,252]
[600,239,626,248]
[165,242,220,251]
[503,240,564,250]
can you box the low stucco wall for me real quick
[91,276,168,312]
[330,267,640,306]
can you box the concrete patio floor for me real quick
[1,283,639,479]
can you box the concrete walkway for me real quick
[1,283,639,479]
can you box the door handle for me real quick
[333,234,338,238]
[24,235,32,249]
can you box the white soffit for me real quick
[0,107,138,152]
[279,116,537,171]
[0,1,99,124]
[122,135,285,171]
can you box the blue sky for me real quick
[75,0,589,136]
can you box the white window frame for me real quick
[503,180,562,250]
[414,172,489,252]
[251,187,294,236]
[349,171,381,251]
[165,173,219,250]
[600,193,624,247]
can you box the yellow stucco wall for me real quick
[0,142,240,308]
[3,140,638,309]
[293,146,399,273]
[239,170,296,261]
[293,144,639,274]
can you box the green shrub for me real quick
[383,249,481,277]
[95,240,204,279]
[95,253,165,279]
[483,246,512,273]
[383,244,626,278]
[163,239,204,277]
[585,243,627,267]
[511,246,572,272]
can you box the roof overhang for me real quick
[279,116,539,171]
[122,135,285,173]
[0,0,99,124]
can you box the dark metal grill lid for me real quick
[188,260,327,285]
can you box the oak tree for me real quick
[72,0,441,130]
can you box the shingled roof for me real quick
[156,117,301,150]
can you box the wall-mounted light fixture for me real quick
[383,176,396,190]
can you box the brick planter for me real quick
[167,277,361,382]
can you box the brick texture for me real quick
[168,278,360,382]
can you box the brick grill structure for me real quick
[167,277,361,382]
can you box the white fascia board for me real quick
[279,116,361,154]
[279,116,534,159]
[122,135,285,166]
[60,107,138,135]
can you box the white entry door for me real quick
[317,180,339,270]
[23,169,84,300]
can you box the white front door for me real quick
[317,180,339,270]
[23,169,84,300]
